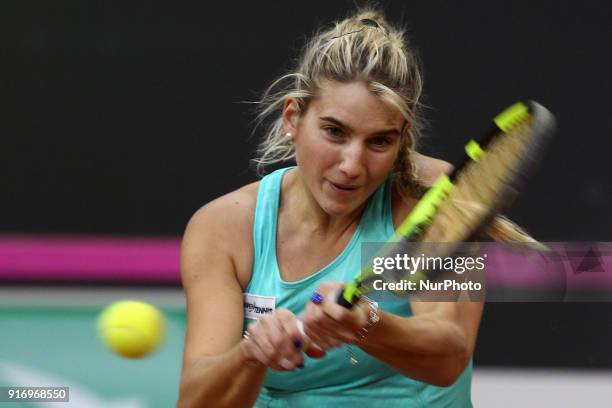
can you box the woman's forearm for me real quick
[177,342,267,408]
[359,311,470,386]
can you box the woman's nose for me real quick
[338,143,365,179]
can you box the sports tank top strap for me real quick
[360,175,396,239]
[252,167,293,264]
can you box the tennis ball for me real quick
[97,300,166,358]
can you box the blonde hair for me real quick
[251,6,537,243]
[252,6,423,192]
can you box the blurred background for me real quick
[1,0,611,406]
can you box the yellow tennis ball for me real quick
[97,300,166,358]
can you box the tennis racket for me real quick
[336,100,556,308]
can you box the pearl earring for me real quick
[285,132,293,140]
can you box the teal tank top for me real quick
[244,167,473,408]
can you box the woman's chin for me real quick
[320,199,359,217]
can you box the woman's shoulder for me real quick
[411,151,454,186]
[188,181,259,229]
[183,181,260,286]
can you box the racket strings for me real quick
[420,117,534,245]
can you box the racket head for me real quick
[340,100,556,305]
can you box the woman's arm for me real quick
[177,197,267,408]
[301,283,482,387]
[177,190,311,407]
[361,300,483,386]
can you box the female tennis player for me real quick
[177,7,533,408]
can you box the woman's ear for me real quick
[282,98,300,138]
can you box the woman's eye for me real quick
[324,127,343,138]
[370,137,390,147]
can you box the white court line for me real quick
[473,368,612,407]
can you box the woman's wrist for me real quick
[355,296,381,345]
[346,297,381,364]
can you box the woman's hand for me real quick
[300,282,370,350]
[240,308,307,371]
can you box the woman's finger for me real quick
[242,330,287,371]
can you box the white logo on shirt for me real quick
[243,293,275,320]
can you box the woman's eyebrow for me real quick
[319,116,351,130]
[319,116,401,136]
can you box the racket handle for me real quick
[335,288,356,309]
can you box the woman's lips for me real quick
[329,181,359,194]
